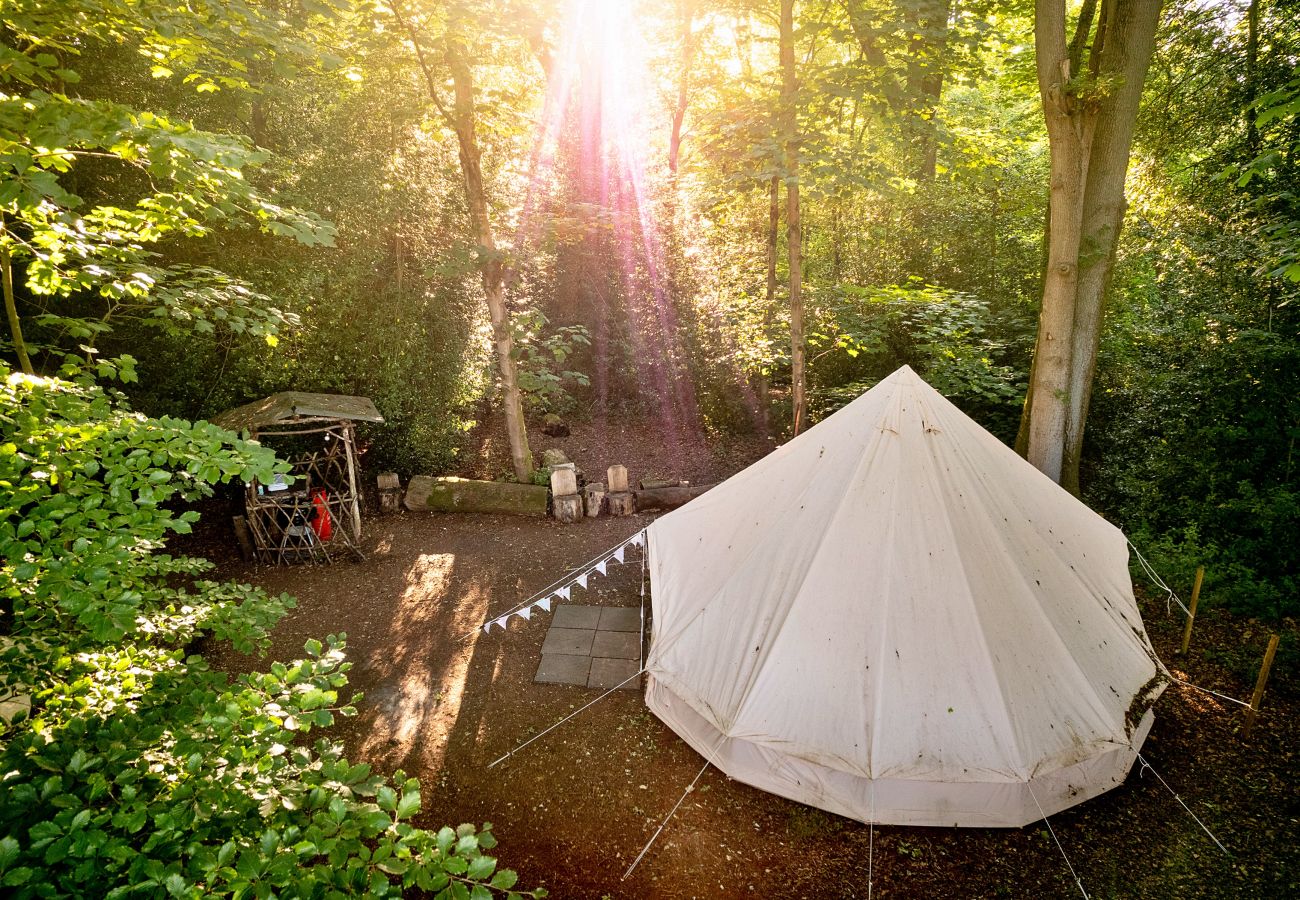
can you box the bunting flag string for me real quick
[476,528,648,635]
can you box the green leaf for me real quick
[396,789,420,820]
[467,855,495,880]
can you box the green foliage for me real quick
[0,365,539,898]
[0,3,337,367]
[806,283,1024,431]
[512,309,591,415]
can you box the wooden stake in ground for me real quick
[1243,633,1280,738]
[1179,565,1205,655]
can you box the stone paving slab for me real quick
[534,653,591,686]
[553,605,602,629]
[540,627,595,656]
[591,629,641,660]
[588,656,641,690]
[597,607,641,633]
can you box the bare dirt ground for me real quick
[195,417,1299,899]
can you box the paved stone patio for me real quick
[534,604,643,690]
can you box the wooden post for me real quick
[584,482,607,517]
[378,472,402,514]
[343,423,362,541]
[1179,565,1205,655]
[1243,633,1280,738]
[232,515,255,562]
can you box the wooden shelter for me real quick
[213,392,383,565]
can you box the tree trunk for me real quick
[1027,0,1093,482]
[668,0,695,178]
[781,0,807,435]
[755,174,781,435]
[902,0,953,183]
[1060,0,1163,493]
[1,223,33,375]
[445,39,534,481]
[390,1,534,481]
[1023,0,1161,487]
[1245,0,1260,156]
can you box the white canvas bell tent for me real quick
[643,365,1167,828]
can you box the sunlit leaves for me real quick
[0,367,541,897]
[0,1,342,362]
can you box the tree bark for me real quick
[1,223,33,375]
[1060,0,1162,493]
[755,174,781,434]
[668,0,696,178]
[902,0,953,183]
[445,38,534,481]
[781,0,807,434]
[1024,0,1161,487]
[1027,0,1093,482]
[392,2,534,481]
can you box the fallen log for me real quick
[404,475,549,517]
[634,483,714,511]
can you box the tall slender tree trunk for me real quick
[392,2,533,481]
[445,40,534,481]
[1,222,33,375]
[1023,0,1161,488]
[781,0,806,434]
[1245,0,1261,156]
[902,0,953,183]
[668,0,695,179]
[754,174,781,435]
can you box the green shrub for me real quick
[0,364,538,898]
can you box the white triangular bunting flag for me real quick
[482,622,492,634]
[495,616,509,630]
[628,532,645,548]
[595,560,607,576]
[575,573,589,589]
[556,586,570,600]
[613,547,625,563]
[517,607,532,621]
[536,597,552,613]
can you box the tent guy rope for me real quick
[1027,783,1090,900]
[1137,753,1231,855]
[487,667,646,769]
[1130,542,1252,708]
[1128,539,1190,617]
[621,756,712,881]
[622,731,728,881]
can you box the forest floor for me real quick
[196,416,1299,899]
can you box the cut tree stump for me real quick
[550,464,579,497]
[608,491,635,517]
[377,472,402,513]
[404,476,548,516]
[553,493,584,524]
[635,483,713,511]
[607,464,629,493]
[584,482,607,517]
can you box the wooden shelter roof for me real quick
[212,392,384,433]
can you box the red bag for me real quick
[310,489,333,541]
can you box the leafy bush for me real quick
[806,284,1027,439]
[512,309,592,416]
[0,365,538,898]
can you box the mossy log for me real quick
[404,475,549,516]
